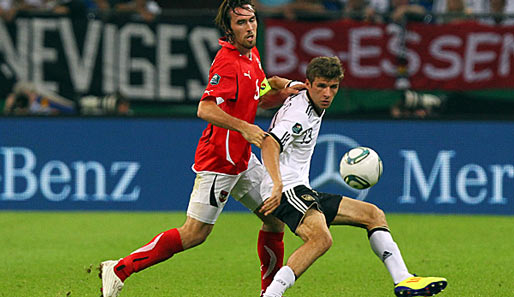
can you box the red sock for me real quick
[114,228,184,282]
[258,230,284,293]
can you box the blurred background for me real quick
[1,0,513,214]
[2,0,514,118]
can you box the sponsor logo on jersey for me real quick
[210,73,221,85]
[292,123,303,134]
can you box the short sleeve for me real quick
[268,110,309,152]
[201,58,237,103]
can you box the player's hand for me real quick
[280,83,306,99]
[240,123,267,148]
[260,184,283,216]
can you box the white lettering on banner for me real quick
[0,19,29,80]
[0,147,141,202]
[119,23,156,99]
[40,161,71,201]
[3,18,514,97]
[188,26,220,99]
[399,150,512,205]
[59,18,102,93]
[464,33,501,82]
[265,23,514,86]
[102,24,117,94]
[490,165,514,204]
[73,161,107,201]
[266,27,297,73]
[0,18,220,101]
[381,24,421,76]
[499,33,514,77]
[302,28,335,57]
[111,162,141,201]
[399,150,455,204]
[349,27,382,78]
[423,35,462,80]
[157,24,187,101]
[301,28,335,75]
[1,147,37,201]
[456,164,487,204]
[32,18,58,92]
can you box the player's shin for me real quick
[114,228,184,281]
[368,228,413,284]
[258,230,284,293]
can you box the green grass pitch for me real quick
[0,211,512,297]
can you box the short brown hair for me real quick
[306,56,345,83]
[215,0,255,42]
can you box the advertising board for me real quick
[1,118,512,214]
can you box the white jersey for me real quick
[260,90,324,199]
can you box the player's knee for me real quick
[181,229,210,248]
[368,204,387,229]
[315,230,333,254]
[177,221,213,249]
[261,216,285,233]
[303,231,332,255]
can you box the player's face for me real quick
[306,77,340,111]
[229,5,257,55]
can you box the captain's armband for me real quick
[260,78,272,97]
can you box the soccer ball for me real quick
[339,147,383,190]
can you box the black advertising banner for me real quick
[0,14,222,102]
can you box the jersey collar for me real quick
[306,91,325,117]
[219,37,253,60]
[219,37,236,50]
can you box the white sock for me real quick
[369,229,413,284]
[263,266,296,297]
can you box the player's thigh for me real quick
[187,172,239,224]
[231,153,265,212]
[295,208,331,243]
[330,196,387,228]
[253,209,285,232]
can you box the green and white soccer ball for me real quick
[339,147,383,190]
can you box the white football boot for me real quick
[99,260,124,297]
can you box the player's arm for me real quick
[259,76,306,110]
[259,134,283,216]
[197,99,266,148]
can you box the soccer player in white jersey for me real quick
[259,56,448,297]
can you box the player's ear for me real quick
[305,79,312,89]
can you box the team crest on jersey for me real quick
[219,190,229,202]
[210,74,221,85]
[292,123,303,134]
[301,194,315,201]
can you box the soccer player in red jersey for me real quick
[99,1,304,296]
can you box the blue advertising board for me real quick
[1,117,513,214]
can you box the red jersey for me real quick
[193,38,267,175]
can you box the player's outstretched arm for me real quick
[260,135,283,216]
[259,76,306,110]
[197,99,267,147]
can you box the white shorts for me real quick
[187,153,265,224]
